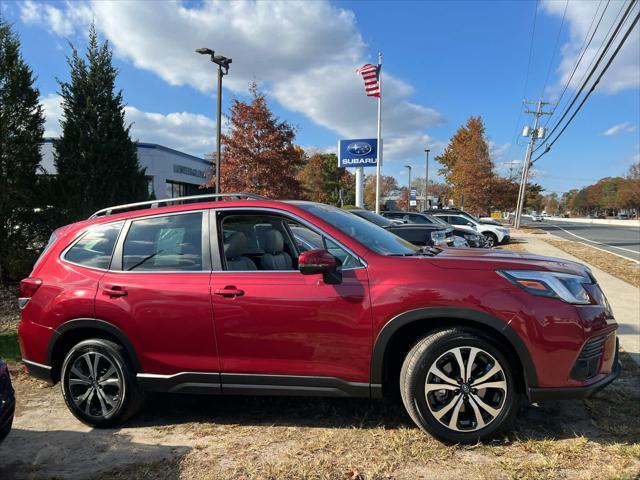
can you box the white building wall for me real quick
[39,140,214,199]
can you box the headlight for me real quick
[430,231,447,245]
[498,270,593,304]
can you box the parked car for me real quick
[348,209,456,248]
[426,208,502,226]
[381,211,486,248]
[18,194,620,444]
[616,213,630,220]
[531,214,543,222]
[431,212,510,247]
[0,359,15,443]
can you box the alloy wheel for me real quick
[483,234,496,247]
[68,351,123,418]
[425,346,507,432]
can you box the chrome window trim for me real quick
[212,206,367,272]
[111,209,210,274]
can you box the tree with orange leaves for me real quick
[215,83,304,198]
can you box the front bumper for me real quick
[527,341,621,402]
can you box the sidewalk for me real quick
[514,232,640,365]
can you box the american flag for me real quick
[356,63,380,98]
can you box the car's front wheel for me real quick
[61,338,144,427]
[483,232,498,248]
[400,328,518,443]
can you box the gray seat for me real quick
[260,230,293,270]
[224,232,257,271]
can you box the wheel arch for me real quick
[370,307,537,397]
[46,318,142,383]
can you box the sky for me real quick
[2,0,639,195]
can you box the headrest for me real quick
[224,231,248,259]
[263,229,284,254]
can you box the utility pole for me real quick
[424,148,430,210]
[514,100,553,229]
[404,165,412,212]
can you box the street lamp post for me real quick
[424,148,430,210]
[404,165,412,212]
[196,48,232,195]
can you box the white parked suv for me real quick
[434,212,510,247]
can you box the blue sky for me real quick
[2,0,639,194]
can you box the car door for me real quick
[95,210,220,382]
[209,208,372,396]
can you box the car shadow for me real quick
[0,428,189,480]
[122,368,638,448]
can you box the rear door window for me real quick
[122,213,203,271]
[64,222,123,270]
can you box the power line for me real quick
[505,0,540,159]
[532,6,640,165]
[540,0,569,99]
[543,0,611,128]
[535,0,637,153]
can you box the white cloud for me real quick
[488,141,510,162]
[41,93,63,137]
[20,0,92,37]
[21,0,443,163]
[542,0,640,95]
[602,121,637,136]
[41,94,220,156]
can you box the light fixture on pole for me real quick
[404,165,412,212]
[424,148,430,209]
[196,47,232,195]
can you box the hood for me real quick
[427,248,589,276]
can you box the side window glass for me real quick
[220,214,297,271]
[289,222,360,270]
[122,213,202,271]
[64,222,123,269]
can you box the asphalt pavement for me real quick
[522,217,640,262]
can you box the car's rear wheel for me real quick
[400,328,518,443]
[61,338,144,427]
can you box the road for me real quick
[521,217,640,262]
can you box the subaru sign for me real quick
[338,138,379,168]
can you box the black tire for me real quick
[61,338,144,428]
[483,232,498,248]
[400,328,519,444]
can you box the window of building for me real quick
[122,213,203,271]
[165,180,201,198]
[64,222,123,269]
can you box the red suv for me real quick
[18,194,620,443]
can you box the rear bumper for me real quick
[527,345,621,402]
[22,358,54,384]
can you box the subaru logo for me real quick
[347,142,372,156]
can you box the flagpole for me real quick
[375,51,382,214]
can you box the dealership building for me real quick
[39,139,215,199]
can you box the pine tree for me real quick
[218,83,304,198]
[0,18,46,282]
[436,116,494,214]
[54,25,147,221]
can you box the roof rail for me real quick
[88,193,268,219]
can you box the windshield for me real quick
[425,214,448,226]
[295,203,419,256]
[350,209,394,227]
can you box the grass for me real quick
[0,328,20,361]
[542,237,640,288]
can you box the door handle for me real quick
[214,286,244,297]
[102,286,128,298]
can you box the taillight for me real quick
[19,277,42,309]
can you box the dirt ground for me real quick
[1,352,639,480]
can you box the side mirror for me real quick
[299,249,342,285]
